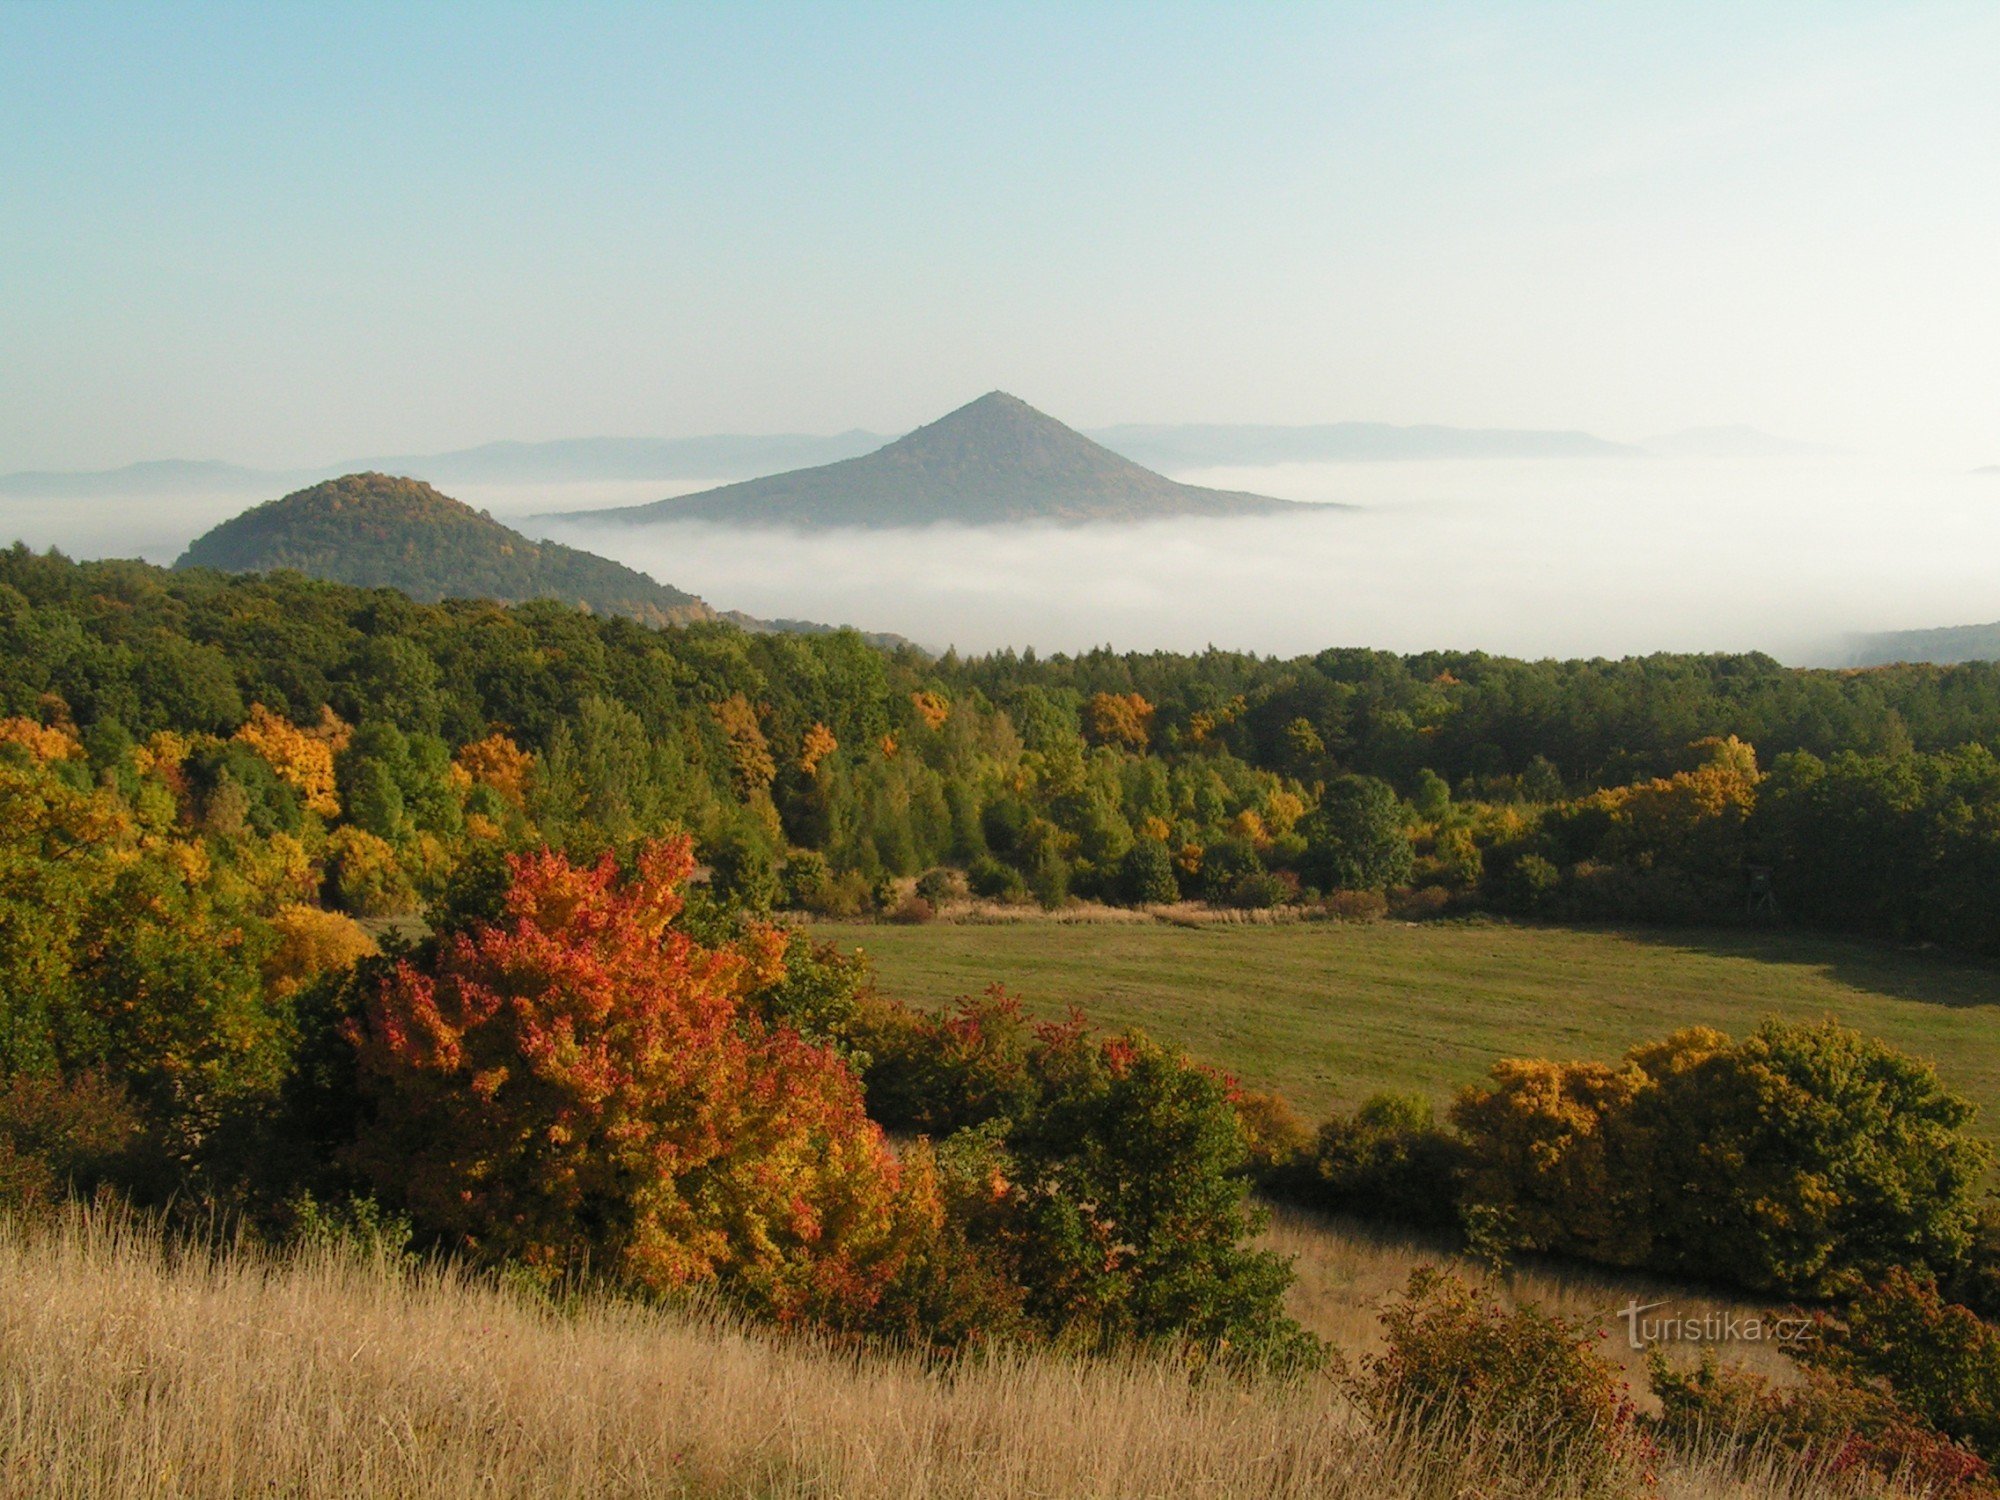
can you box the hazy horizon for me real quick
[7,448,1994,667]
[5,5,1998,471]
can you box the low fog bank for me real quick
[543,457,2000,665]
[3,456,1994,666]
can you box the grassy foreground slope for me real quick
[821,918,2000,1136]
[5,1207,1816,1500]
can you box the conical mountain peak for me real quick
[572,394,1302,528]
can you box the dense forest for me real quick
[5,542,2000,954]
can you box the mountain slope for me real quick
[567,392,1311,528]
[175,473,715,627]
[1088,422,1639,468]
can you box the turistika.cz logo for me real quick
[1614,1299,1813,1352]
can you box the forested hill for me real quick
[175,473,716,627]
[566,392,1309,527]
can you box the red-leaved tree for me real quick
[344,835,935,1323]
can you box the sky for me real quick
[3,2,1998,471]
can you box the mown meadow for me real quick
[820,915,2000,1139]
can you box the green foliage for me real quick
[1298,774,1413,893]
[997,1029,1318,1365]
[1115,838,1181,905]
[1304,1093,1463,1228]
[176,472,708,627]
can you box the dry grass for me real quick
[0,1204,1861,1500]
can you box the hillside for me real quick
[175,473,716,626]
[566,392,1312,528]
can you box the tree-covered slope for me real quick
[175,472,715,626]
[570,392,1313,528]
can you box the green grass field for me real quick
[815,917,2000,1138]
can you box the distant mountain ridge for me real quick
[564,392,1314,528]
[176,473,717,627]
[1842,619,2000,667]
[2,434,890,500]
[1088,422,1639,469]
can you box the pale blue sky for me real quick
[3,2,1996,469]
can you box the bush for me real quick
[1225,868,1294,910]
[1304,1093,1463,1228]
[1230,1087,1313,1182]
[966,853,1028,904]
[1388,884,1453,921]
[1650,1350,1995,1499]
[344,837,934,1325]
[1319,888,1388,922]
[1115,839,1180,905]
[1451,1021,1993,1296]
[0,1072,149,1208]
[886,894,936,924]
[852,986,1041,1138]
[913,867,964,907]
[1803,1269,2000,1467]
[1352,1267,1651,1497]
[997,1028,1319,1366]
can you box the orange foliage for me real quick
[1083,692,1155,752]
[909,691,950,731]
[712,696,776,794]
[799,721,838,776]
[879,733,899,760]
[234,704,344,817]
[345,836,930,1322]
[0,718,82,762]
[263,903,378,1000]
[454,732,533,808]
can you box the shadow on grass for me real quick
[1590,921,2000,1012]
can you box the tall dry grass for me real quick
[0,1203,1861,1500]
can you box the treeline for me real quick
[3,543,2000,954]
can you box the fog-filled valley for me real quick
[10,452,1992,665]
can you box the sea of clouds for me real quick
[7,457,1996,665]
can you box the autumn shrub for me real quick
[1230,1086,1314,1182]
[1802,1270,2000,1467]
[343,837,935,1327]
[1649,1350,1996,1499]
[852,986,1041,1137]
[0,1071,149,1208]
[1352,1266,1652,1497]
[1388,883,1454,921]
[1319,888,1389,922]
[887,893,936,924]
[1451,1020,1991,1297]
